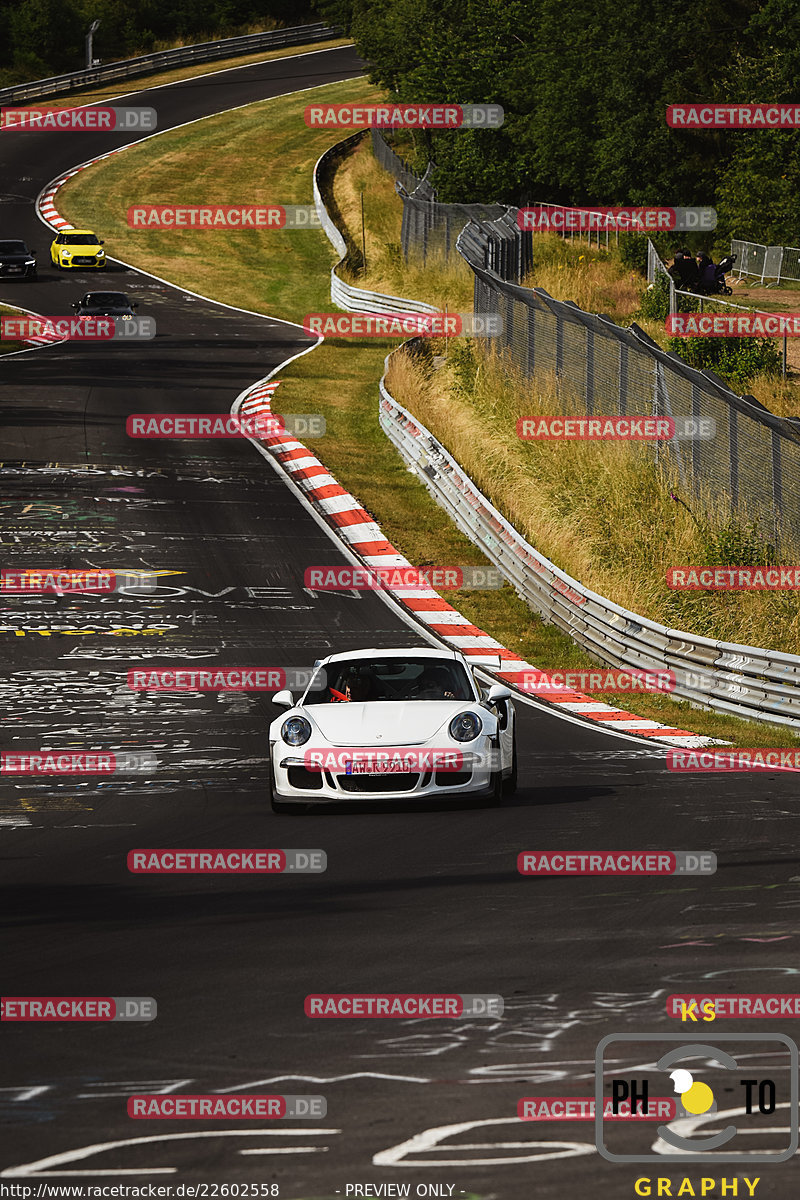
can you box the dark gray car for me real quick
[0,239,37,279]
[72,291,138,318]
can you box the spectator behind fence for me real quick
[668,248,700,289]
[695,251,718,293]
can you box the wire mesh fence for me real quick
[369,130,800,551]
[371,130,513,268]
[459,219,800,553]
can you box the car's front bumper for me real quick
[57,257,106,269]
[271,744,497,805]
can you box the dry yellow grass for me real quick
[334,139,474,311]
[522,242,642,322]
[386,341,800,654]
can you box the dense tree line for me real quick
[327,0,799,244]
[0,0,316,85]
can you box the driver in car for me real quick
[330,669,375,702]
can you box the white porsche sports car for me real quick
[268,647,517,811]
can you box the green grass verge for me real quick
[0,302,28,354]
[54,77,800,747]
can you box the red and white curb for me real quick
[237,381,714,747]
[37,148,128,232]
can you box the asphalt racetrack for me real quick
[2,43,800,1199]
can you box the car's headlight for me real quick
[61,250,71,256]
[449,711,483,742]
[281,715,312,746]
[25,259,35,266]
[97,249,105,256]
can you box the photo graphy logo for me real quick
[595,1033,798,1163]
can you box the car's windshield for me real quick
[0,241,28,254]
[81,294,127,305]
[63,234,100,245]
[303,657,475,704]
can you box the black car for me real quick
[72,291,138,318]
[0,239,37,280]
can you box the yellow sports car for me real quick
[50,229,106,271]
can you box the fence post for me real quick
[585,329,595,415]
[729,405,739,512]
[527,304,536,377]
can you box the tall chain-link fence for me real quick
[371,129,518,270]
[460,218,800,551]
[370,130,800,550]
[369,128,431,199]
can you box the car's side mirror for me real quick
[272,689,294,708]
[131,302,138,308]
[485,684,512,703]
[99,240,105,245]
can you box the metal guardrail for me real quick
[313,134,439,316]
[379,371,800,728]
[0,23,341,105]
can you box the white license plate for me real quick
[345,760,412,775]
